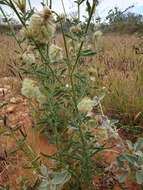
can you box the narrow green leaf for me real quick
[86,0,91,15]
[134,138,143,151]
[124,154,137,164]
[126,140,133,151]
[136,170,143,184]
[40,164,48,177]
[117,171,128,183]
[80,49,96,57]
[52,171,71,185]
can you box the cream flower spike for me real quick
[22,7,55,44]
[49,44,63,62]
[14,0,26,13]
[77,97,94,113]
[21,78,46,104]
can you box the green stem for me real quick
[32,40,63,85]
[28,0,32,10]
[68,0,96,114]
[72,0,96,74]
[78,4,80,21]
[99,102,104,116]
[9,0,26,26]
[54,12,79,113]
[8,126,40,170]
[58,16,70,63]
[59,17,78,113]
[3,2,63,85]
[61,0,67,16]
[68,0,97,114]
[49,0,52,9]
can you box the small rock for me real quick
[10,97,22,104]
[23,100,28,106]
[0,88,8,96]
[4,85,11,90]
[0,120,4,126]
[10,97,17,104]
[6,105,16,114]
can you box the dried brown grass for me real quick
[94,34,143,125]
[0,33,143,125]
[0,34,19,77]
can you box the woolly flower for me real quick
[70,25,82,34]
[94,127,109,141]
[21,78,46,104]
[49,44,63,62]
[22,7,55,44]
[68,39,81,55]
[77,97,94,113]
[94,30,103,51]
[95,23,101,30]
[90,76,96,82]
[94,30,103,39]
[22,52,35,65]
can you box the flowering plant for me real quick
[0,0,123,190]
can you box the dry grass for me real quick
[0,33,143,126]
[94,34,143,125]
[0,34,22,94]
[0,34,19,77]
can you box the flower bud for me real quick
[21,7,55,44]
[49,44,63,62]
[70,25,82,34]
[14,0,26,13]
[22,52,35,64]
[21,78,46,104]
[94,30,102,39]
[77,97,94,113]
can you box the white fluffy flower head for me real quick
[22,7,55,44]
[77,97,94,113]
[94,30,103,39]
[21,78,46,104]
[22,52,35,65]
[49,44,63,62]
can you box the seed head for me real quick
[49,44,63,62]
[78,97,94,113]
[14,0,26,13]
[21,78,46,104]
[21,7,55,44]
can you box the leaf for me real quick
[117,155,128,167]
[25,9,34,21]
[74,0,85,5]
[136,152,143,165]
[52,171,71,185]
[109,119,119,126]
[134,138,143,151]
[40,164,48,177]
[136,170,143,184]
[0,128,7,135]
[38,180,50,190]
[0,102,8,109]
[80,49,96,57]
[86,0,91,15]
[0,0,9,5]
[124,154,137,164]
[126,140,133,151]
[92,94,105,106]
[117,171,128,183]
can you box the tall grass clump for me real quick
[93,35,143,135]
